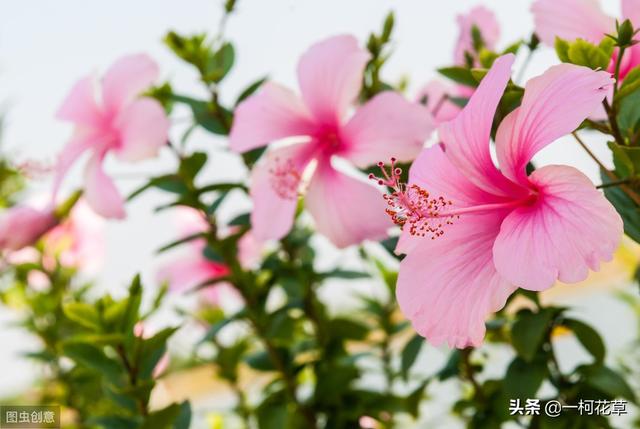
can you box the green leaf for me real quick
[88,415,140,429]
[127,175,189,201]
[171,94,230,135]
[246,350,277,371]
[616,66,640,101]
[562,318,605,363]
[600,169,640,244]
[317,269,369,280]
[555,37,570,62]
[438,350,462,380]
[567,39,611,69]
[138,327,178,380]
[578,364,637,403]
[256,402,289,429]
[63,302,102,330]
[62,343,123,382]
[179,151,207,181]
[401,334,424,380]
[140,402,191,429]
[328,318,369,340]
[236,77,267,105]
[511,308,556,362]
[618,89,640,138]
[437,66,477,87]
[503,357,547,399]
[204,42,235,83]
[608,141,637,177]
[157,232,205,254]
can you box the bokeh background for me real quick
[0,1,637,427]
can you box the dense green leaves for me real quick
[562,318,606,363]
[511,308,556,362]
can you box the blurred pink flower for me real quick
[414,7,500,126]
[532,0,640,79]
[383,55,620,348]
[415,81,465,124]
[133,321,170,378]
[0,205,57,251]
[157,208,237,305]
[54,54,169,219]
[229,35,433,248]
[42,200,105,272]
[454,6,500,66]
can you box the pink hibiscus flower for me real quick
[378,54,621,348]
[229,35,433,248]
[0,205,57,251]
[42,200,105,272]
[417,6,500,125]
[54,54,170,219]
[532,0,640,79]
[157,208,231,304]
[454,5,501,66]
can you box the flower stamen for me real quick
[269,157,302,200]
[370,158,457,239]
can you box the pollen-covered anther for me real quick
[370,158,457,240]
[268,157,302,200]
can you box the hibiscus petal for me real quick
[297,35,370,124]
[249,143,314,242]
[341,91,433,168]
[397,211,516,348]
[102,54,159,112]
[230,82,315,153]
[158,256,227,293]
[415,80,462,123]
[438,54,522,197]
[305,162,389,248]
[454,6,501,65]
[84,153,126,219]
[493,165,622,291]
[531,0,614,45]
[623,0,640,26]
[495,64,612,185]
[396,144,505,255]
[52,136,101,201]
[56,76,103,127]
[114,98,170,162]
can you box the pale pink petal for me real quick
[0,206,57,251]
[56,76,103,128]
[305,161,389,248]
[531,0,614,45]
[340,92,433,168]
[158,257,227,293]
[454,6,501,65]
[297,35,370,124]
[493,165,622,291]
[496,64,612,185]
[102,54,159,112]
[113,98,169,162]
[52,135,102,200]
[44,200,105,272]
[623,0,640,26]
[396,144,505,255]
[229,82,315,153]
[397,211,516,348]
[438,54,523,198]
[249,143,315,242]
[415,80,462,123]
[238,231,263,269]
[84,153,126,219]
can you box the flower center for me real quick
[269,157,303,200]
[370,158,457,239]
